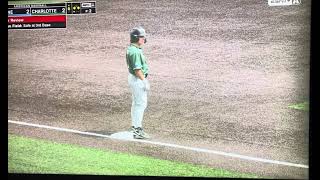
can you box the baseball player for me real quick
[126,26,150,139]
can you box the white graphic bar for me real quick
[268,0,301,6]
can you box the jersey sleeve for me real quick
[131,51,143,70]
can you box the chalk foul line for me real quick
[8,120,308,169]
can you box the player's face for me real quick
[137,36,146,46]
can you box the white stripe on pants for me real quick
[128,73,148,128]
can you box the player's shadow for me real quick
[80,130,115,139]
[81,130,135,140]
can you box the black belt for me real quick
[145,73,148,78]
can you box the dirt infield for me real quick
[8,0,310,178]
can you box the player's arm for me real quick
[132,51,145,81]
[134,69,145,80]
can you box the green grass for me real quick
[8,134,259,178]
[288,101,309,111]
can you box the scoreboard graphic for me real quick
[8,1,96,29]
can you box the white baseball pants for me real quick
[128,73,149,128]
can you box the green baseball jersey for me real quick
[126,43,149,75]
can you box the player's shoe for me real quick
[133,127,150,139]
[129,126,135,133]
